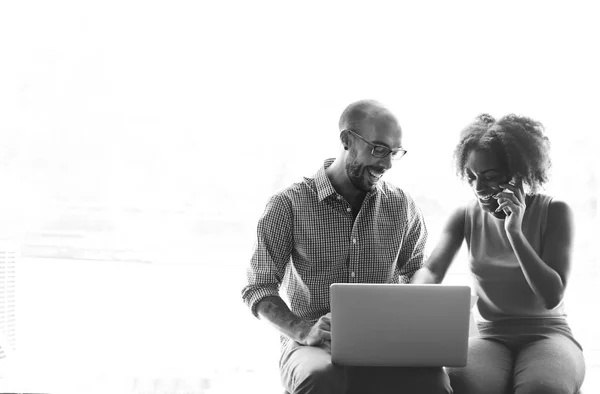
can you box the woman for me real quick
[411,114,586,394]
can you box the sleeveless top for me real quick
[464,193,566,322]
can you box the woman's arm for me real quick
[411,206,465,284]
[506,199,574,309]
[495,178,573,309]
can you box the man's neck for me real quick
[325,158,367,209]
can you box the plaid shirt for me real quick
[242,159,428,344]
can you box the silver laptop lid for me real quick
[330,283,471,367]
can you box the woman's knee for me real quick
[514,336,585,394]
[447,338,513,394]
[448,367,509,394]
[515,380,576,394]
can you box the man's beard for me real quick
[346,159,377,193]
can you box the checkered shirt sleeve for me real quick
[242,193,293,318]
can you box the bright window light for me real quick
[0,1,598,393]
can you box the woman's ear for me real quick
[509,173,523,187]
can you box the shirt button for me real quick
[350,271,356,278]
[337,195,342,200]
[352,238,357,244]
[346,207,351,212]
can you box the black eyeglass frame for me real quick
[343,129,407,160]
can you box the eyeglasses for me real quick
[344,129,407,160]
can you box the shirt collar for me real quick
[312,158,385,202]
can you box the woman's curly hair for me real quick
[453,114,552,194]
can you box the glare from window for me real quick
[0,1,598,393]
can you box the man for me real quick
[242,100,452,394]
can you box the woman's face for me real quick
[464,149,512,219]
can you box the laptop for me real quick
[330,283,471,367]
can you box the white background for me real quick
[1,1,599,392]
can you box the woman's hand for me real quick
[494,176,526,234]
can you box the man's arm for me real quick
[242,194,292,317]
[241,194,331,347]
[256,296,330,346]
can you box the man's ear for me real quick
[340,130,350,150]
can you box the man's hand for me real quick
[256,297,332,350]
[299,313,331,350]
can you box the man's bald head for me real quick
[338,99,401,136]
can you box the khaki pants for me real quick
[279,340,453,394]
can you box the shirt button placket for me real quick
[350,237,357,281]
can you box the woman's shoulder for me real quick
[547,197,574,225]
[442,204,469,233]
[531,193,572,213]
[461,198,479,217]
[530,193,574,228]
